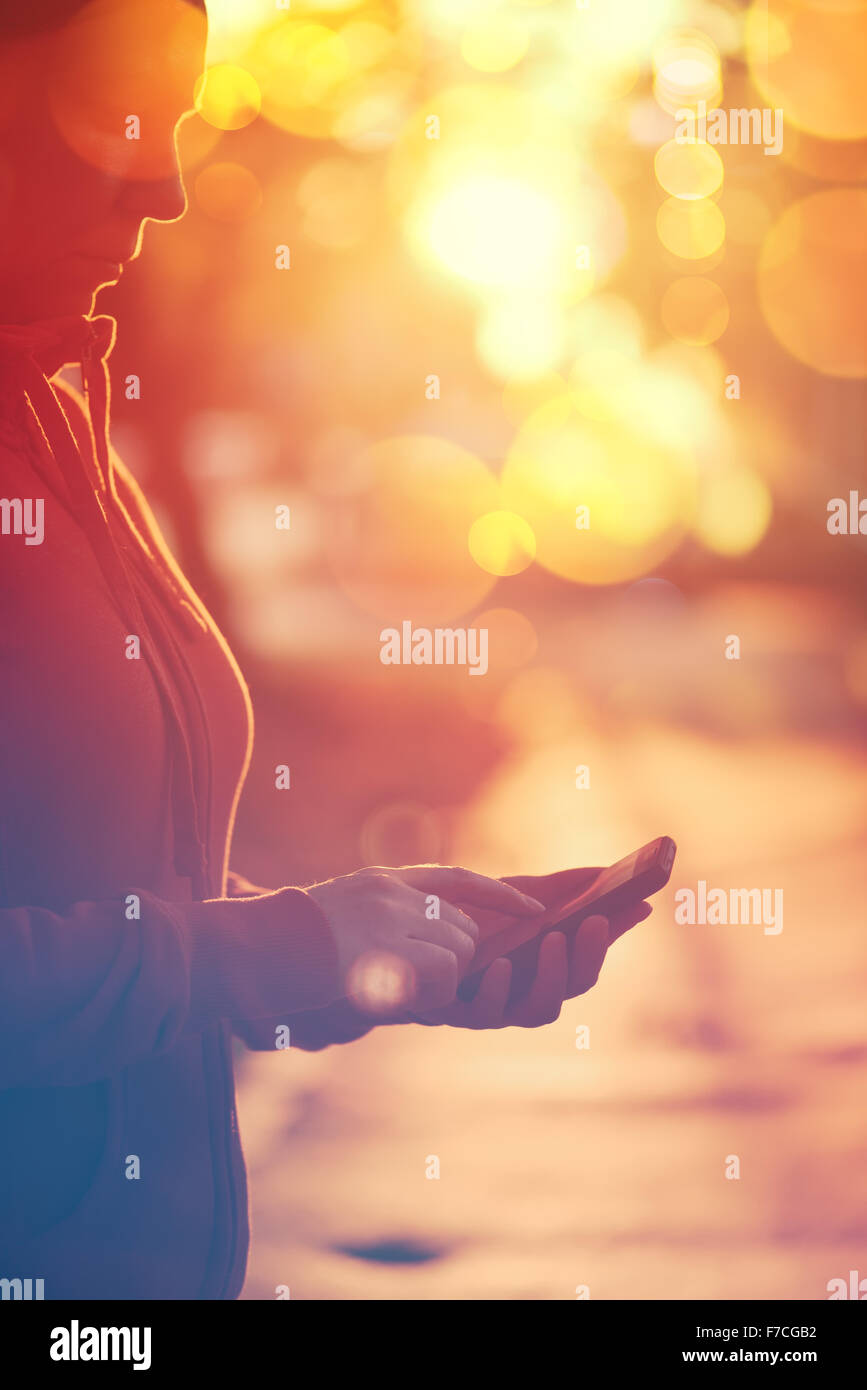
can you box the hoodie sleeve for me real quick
[233,1000,376,1053]
[0,886,341,1089]
[225,870,376,1052]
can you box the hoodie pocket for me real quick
[0,1074,125,1292]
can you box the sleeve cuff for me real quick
[176,885,341,1028]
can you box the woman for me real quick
[0,0,644,1300]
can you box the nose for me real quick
[118,168,188,227]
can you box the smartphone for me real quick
[459,836,677,1001]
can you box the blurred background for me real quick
[98,0,867,1298]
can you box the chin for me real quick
[52,265,121,319]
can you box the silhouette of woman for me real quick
[0,0,641,1299]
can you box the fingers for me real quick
[501,868,603,907]
[409,907,478,973]
[401,940,461,1011]
[410,912,616,1028]
[607,900,652,943]
[510,930,569,1027]
[398,865,545,916]
[438,902,481,948]
[410,955,513,1028]
[464,957,513,1028]
[567,914,609,996]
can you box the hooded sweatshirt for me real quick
[0,314,372,1300]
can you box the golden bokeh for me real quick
[501,398,695,585]
[501,372,570,426]
[390,84,625,297]
[238,10,415,146]
[608,351,725,455]
[468,511,537,577]
[661,276,730,345]
[746,0,867,141]
[194,63,261,131]
[654,139,724,200]
[569,349,640,422]
[694,467,773,555]
[249,21,352,140]
[651,340,727,402]
[566,0,666,63]
[758,188,867,377]
[460,17,529,73]
[653,28,722,115]
[415,175,565,291]
[657,197,726,259]
[568,294,645,366]
[476,295,567,379]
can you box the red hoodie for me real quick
[0,315,371,1299]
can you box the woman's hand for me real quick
[409,868,652,1029]
[306,865,545,1015]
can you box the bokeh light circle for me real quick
[657,197,726,259]
[194,162,263,221]
[391,85,626,296]
[501,398,695,585]
[758,188,867,377]
[653,29,722,115]
[419,175,563,290]
[250,21,351,140]
[694,467,773,555]
[346,951,415,1016]
[746,0,867,141]
[194,64,261,131]
[654,139,724,200]
[468,511,536,576]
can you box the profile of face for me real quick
[0,0,207,323]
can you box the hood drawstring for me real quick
[80,323,208,641]
[0,315,211,900]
